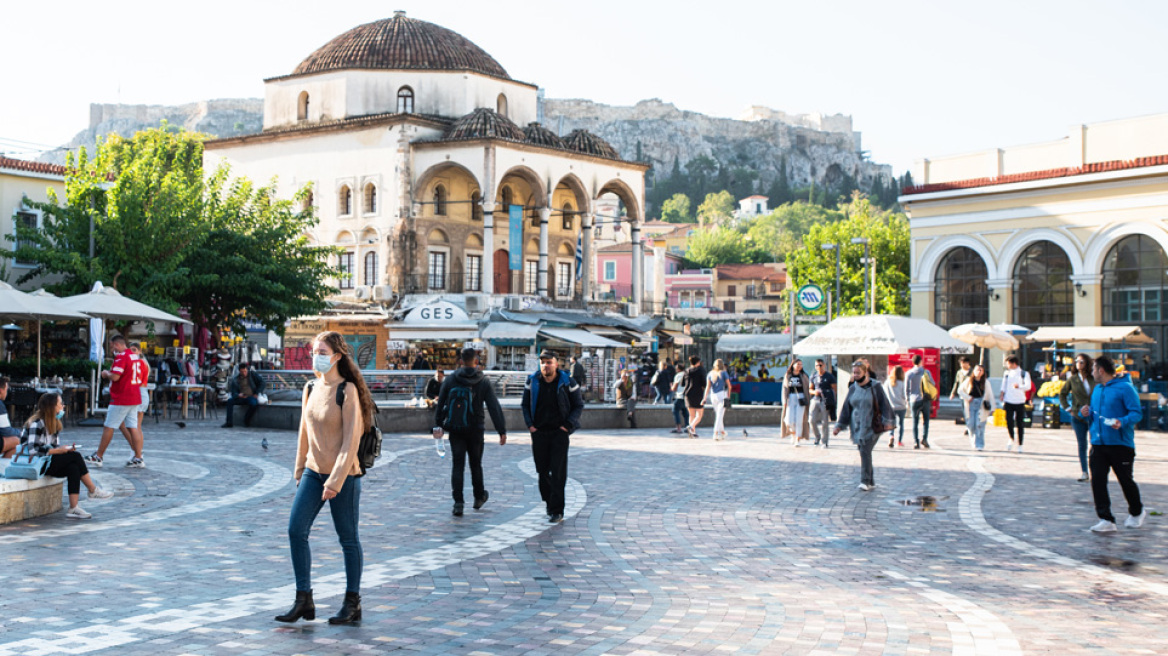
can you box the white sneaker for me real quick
[1077,471,1089,482]
[1006,443,1014,452]
[1017,445,1024,454]
[858,483,873,491]
[1125,510,1148,529]
[1090,519,1118,533]
[125,457,145,469]
[66,506,92,520]
[88,488,113,500]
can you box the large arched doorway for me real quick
[493,249,511,294]
[1102,234,1168,376]
[1014,240,1073,371]
[934,246,989,390]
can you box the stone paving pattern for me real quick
[0,412,1164,655]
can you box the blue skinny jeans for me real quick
[672,397,689,426]
[288,468,363,593]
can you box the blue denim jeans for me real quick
[1071,415,1090,473]
[288,468,363,593]
[893,408,906,442]
[966,400,984,449]
[672,397,689,426]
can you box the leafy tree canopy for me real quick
[745,201,844,262]
[696,190,736,226]
[659,193,693,223]
[686,225,768,268]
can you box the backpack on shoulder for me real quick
[443,384,475,432]
[307,381,382,476]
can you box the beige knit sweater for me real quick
[295,367,363,492]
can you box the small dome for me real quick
[446,108,525,141]
[523,122,566,149]
[292,12,509,80]
[564,129,619,159]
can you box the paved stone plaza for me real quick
[0,415,1164,655]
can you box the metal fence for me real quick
[260,369,530,400]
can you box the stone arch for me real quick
[497,165,547,209]
[496,93,508,118]
[597,178,641,221]
[526,237,540,254]
[557,240,575,256]
[997,228,1083,280]
[915,235,998,285]
[335,229,356,246]
[414,162,482,201]
[358,226,381,244]
[1084,222,1168,277]
[428,228,449,245]
[554,173,591,215]
[465,233,484,249]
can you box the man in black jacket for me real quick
[520,350,585,523]
[434,348,507,517]
[424,369,445,402]
[222,363,265,428]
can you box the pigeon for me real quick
[261,437,269,451]
[742,429,749,438]
[175,422,186,429]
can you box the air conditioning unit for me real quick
[373,285,392,301]
[465,294,487,313]
[624,302,639,317]
[354,286,372,300]
[505,296,523,311]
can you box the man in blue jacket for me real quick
[1078,355,1146,533]
[521,349,584,523]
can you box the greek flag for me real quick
[575,231,583,280]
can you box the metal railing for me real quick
[400,273,487,294]
[260,369,530,400]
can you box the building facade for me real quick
[714,263,786,314]
[204,12,648,308]
[2,157,66,290]
[902,112,1168,379]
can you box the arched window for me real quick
[471,191,482,221]
[1013,240,1073,326]
[363,182,377,214]
[933,247,988,327]
[1102,234,1168,370]
[297,91,310,121]
[500,186,513,212]
[338,185,352,216]
[364,251,378,287]
[496,93,508,118]
[397,86,414,114]
[562,203,574,230]
[433,184,447,216]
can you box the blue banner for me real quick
[508,205,522,271]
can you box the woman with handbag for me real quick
[963,364,995,451]
[882,366,908,448]
[833,360,894,491]
[277,331,377,625]
[702,359,732,441]
[782,360,811,446]
[1059,354,1094,481]
[21,392,113,519]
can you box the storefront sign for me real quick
[509,205,523,271]
[386,340,408,351]
[403,301,470,323]
[464,341,483,349]
[674,335,694,345]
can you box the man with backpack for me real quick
[434,348,507,517]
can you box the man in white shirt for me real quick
[999,355,1031,452]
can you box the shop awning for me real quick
[481,321,540,343]
[389,324,479,341]
[1026,326,1156,345]
[717,333,792,355]
[539,327,626,348]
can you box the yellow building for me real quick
[2,156,66,290]
[901,112,1168,379]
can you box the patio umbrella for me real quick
[948,323,1020,365]
[0,282,92,378]
[60,282,192,325]
[993,323,1032,337]
[792,314,973,356]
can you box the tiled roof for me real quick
[446,108,525,141]
[715,263,786,281]
[597,242,685,256]
[0,156,66,177]
[522,122,566,149]
[290,12,510,80]
[564,129,619,159]
[902,154,1168,196]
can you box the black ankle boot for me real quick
[329,591,362,624]
[275,589,315,622]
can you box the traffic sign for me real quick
[796,284,825,311]
[796,314,828,322]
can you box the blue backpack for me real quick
[443,385,475,432]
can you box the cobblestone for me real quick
[0,416,1164,654]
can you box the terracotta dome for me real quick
[564,129,619,159]
[446,108,525,141]
[523,122,567,149]
[292,12,509,79]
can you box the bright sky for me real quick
[4,0,1167,175]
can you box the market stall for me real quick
[716,333,791,404]
[387,301,479,371]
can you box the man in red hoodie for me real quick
[85,334,146,468]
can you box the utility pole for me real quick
[852,237,870,314]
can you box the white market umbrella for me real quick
[948,323,1020,366]
[60,281,192,325]
[993,323,1032,336]
[0,282,92,378]
[792,314,973,356]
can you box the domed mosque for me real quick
[205,12,647,342]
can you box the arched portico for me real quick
[996,228,1084,280]
[915,234,998,285]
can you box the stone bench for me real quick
[0,459,65,525]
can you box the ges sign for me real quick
[404,301,470,324]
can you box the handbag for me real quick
[921,373,937,402]
[3,444,51,480]
[723,397,731,409]
[256,393,269,405]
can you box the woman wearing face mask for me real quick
[276,331,377,625]
[21,392,113,519]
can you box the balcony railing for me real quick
[399,273,486,294]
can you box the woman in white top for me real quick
[21,392,113,519]
[782,360,812,445]
[701,359,732,440]
[882,365,908,448]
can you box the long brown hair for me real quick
[314,331,376,431]
[891,365,905,383]
[27,392,63,436]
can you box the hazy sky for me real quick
[3,0,1167,174]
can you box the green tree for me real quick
[746,201,844,261]
[785,192,910,316]
[686,225,758,267]
[659,193,693,223]
[697,190,736,226]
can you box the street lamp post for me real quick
[821,243,840,319]
[851,237,871,314]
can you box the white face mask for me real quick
[313,354,336,374]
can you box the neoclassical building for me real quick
[205,11,648,306]
[902,112,1168,378]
